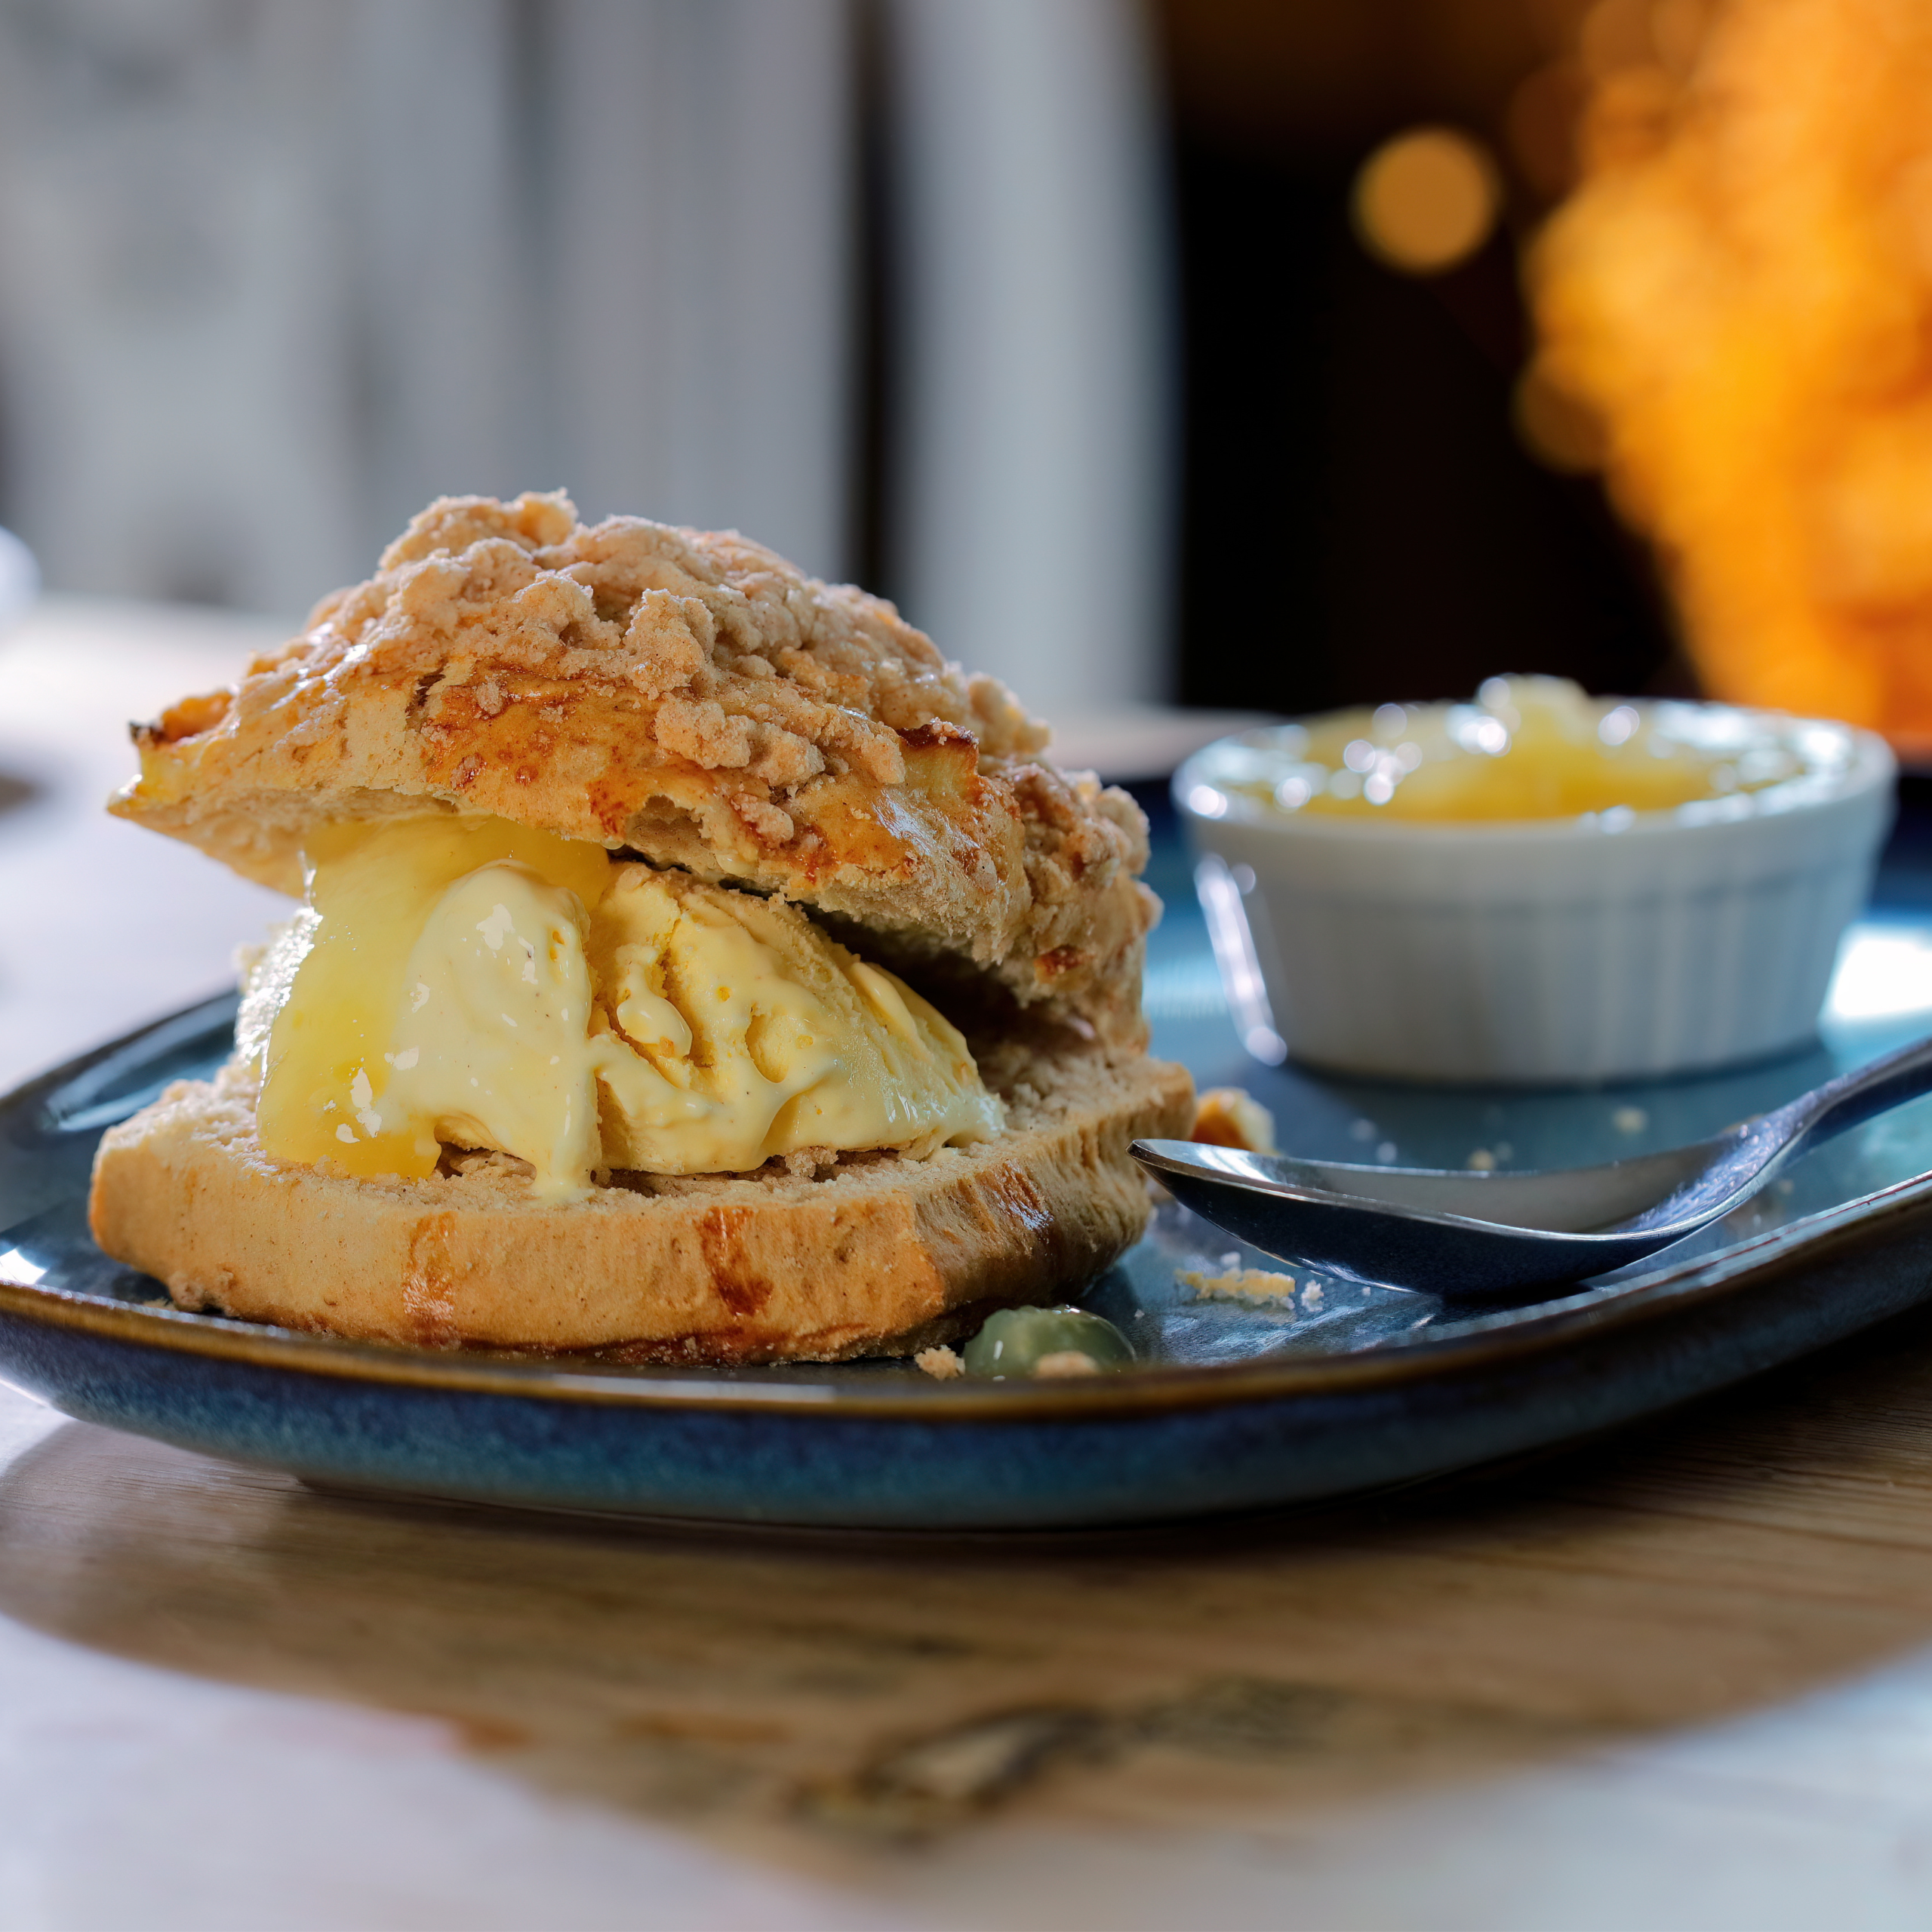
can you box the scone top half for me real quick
[115,491,1157,1046]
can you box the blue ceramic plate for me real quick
[7,881,1932,1532]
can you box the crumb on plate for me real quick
[915,1345,964,1380]
[1179,1266,1300,1306]
[1191,1088,1278,1155]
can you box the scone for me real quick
[89,492,1193,1361]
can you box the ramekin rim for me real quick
[1172,712,1897,845]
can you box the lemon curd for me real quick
[237,815,1003,1199]
[1198,676,1847,825]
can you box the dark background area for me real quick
[1152,0,1683,718]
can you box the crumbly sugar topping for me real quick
[297,492,1052,838]
[126,493,1157,1039]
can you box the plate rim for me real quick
[9,1182,1932,1423]
[10,999,1932,1424]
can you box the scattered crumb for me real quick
[1302,1283,1324,1308]
[1612,1106,1649,1134]
[1191,1088,1278,1155]
[1032,1350,1102,1378]
[1466,1148,1497,1171]
[1180,1266,1299,1306]
[915,1346,964,1380]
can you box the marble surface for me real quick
[8,601,1932,1925]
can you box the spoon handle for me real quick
[1789,1032,1932,1147]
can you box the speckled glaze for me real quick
[6,997,1932,1530]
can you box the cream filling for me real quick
[243,815,1004,1200]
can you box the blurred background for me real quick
[0,0,1682,731]
[21,0,1889,1084]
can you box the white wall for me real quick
[888,0,1172,713]
[0,0,854,616]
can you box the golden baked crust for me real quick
[89,1042,1194,1362]
[112,492,1156,1039]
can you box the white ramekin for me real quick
[1174,715,1897,1084]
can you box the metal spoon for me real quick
[1132,1032,1932,1297]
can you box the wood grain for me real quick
[10,1299,1932,1922]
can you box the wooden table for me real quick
[8,1328,1932,1927]
[5,605,1932,1927]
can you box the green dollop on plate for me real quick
[961,1306,1135,1379]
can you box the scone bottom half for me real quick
[88,493,1195,1362]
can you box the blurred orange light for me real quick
[1513,361,1607,472]
[1533,0,1932,745]
[1506,60,1588,202]
[1578,0,1657,76]
[1352,128,1502,276]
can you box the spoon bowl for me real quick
[1134,1032,1932,1297]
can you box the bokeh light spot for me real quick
[1352,128,1501,275]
